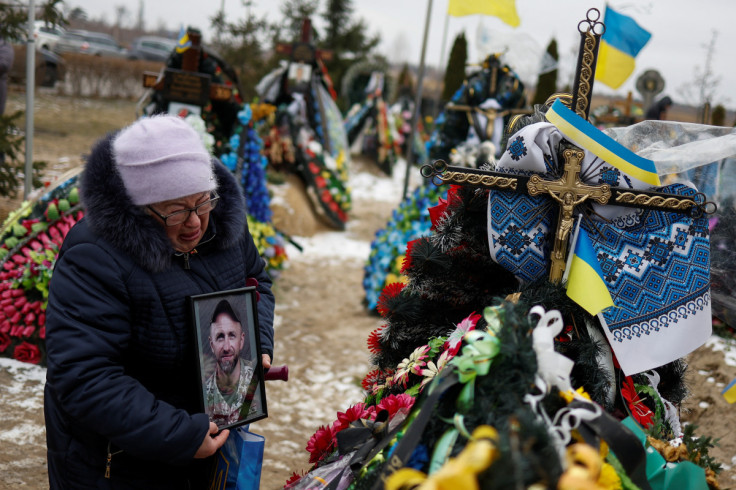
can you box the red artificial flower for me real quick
[367,326,385,354]
[376,282,406,318]
[315,176,327,189]
[332,402,369,432]
[446,185,462,207]
[284,470,305,488]
[308,162,320,174]
[0,332,10,353]
[427,197,448,231]
[621,376,654,427]
[555,324,574,343]
[361,368,382,391]
[13,342,41,364]
[401,239,419,274]
[373,393,415,420]
[305,425,335,464]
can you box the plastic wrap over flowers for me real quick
[604,121,736,175]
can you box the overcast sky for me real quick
[66,0,736,110]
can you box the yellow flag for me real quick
[447,0,520,27]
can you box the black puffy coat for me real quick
[44,133,275,489]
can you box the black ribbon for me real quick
[570,400,652,490]
[336,409,391,473]
[369,373,460,490]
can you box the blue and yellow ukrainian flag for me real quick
[566,227,614,316]
[176,26,191,53]
[723,378,736,404]
[447,0,520,27]
[595,6,651,89]
[546,99,660,186]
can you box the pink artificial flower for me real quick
[370,393,416,421]
[444,312,482,357]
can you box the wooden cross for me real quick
[275,17,333,64]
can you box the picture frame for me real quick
[189,287,267,430]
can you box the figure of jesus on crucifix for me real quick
[551,191,588,260]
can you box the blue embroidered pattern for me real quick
[592,184,711,343]
[599,167,620,186]
[507,136,527,161]
[489,192,552,282]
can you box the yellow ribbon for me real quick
[385,426,499,490]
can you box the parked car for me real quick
[128,36,177,62]
[33,20,66,52]
[54,30,128,58]
[8,44,65,88]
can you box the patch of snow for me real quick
[0,358,47,384]
[705,335,736,367]
[286,233,370,265]
[0,423,46,446]
[349,159,422,203]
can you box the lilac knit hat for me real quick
[112,115,216,206]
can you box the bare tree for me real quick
[677,30,722,109]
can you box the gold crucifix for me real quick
[527,147,611,282]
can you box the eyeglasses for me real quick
[147,194,219,226]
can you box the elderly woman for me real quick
[44,115,275,489]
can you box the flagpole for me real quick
[24,0,35,199]
[402,0,434,200]
[431,8,450,118]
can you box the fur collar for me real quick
[80,132,246,273]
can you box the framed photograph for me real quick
[190,287,267,430]
[288,61,312,87]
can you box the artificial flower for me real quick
[560,386,592,404]
[13,341,41,364]
[367,326,385,354]
[283,470,304,488]
[370,393,415,420]
[621,376,655,428]
[376,282,406,318]
[393,345,430,387]
[332,402,370,432]
[305,425,335,464]
[444,312,482,357]
[420,349,453,389]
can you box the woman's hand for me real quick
[262,354,271,369]
[194,422,229,459]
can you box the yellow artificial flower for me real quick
[598,462,622,490]
[560,386,592,404]
[395,255,406,273]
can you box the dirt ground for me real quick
[0,92,735,489]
